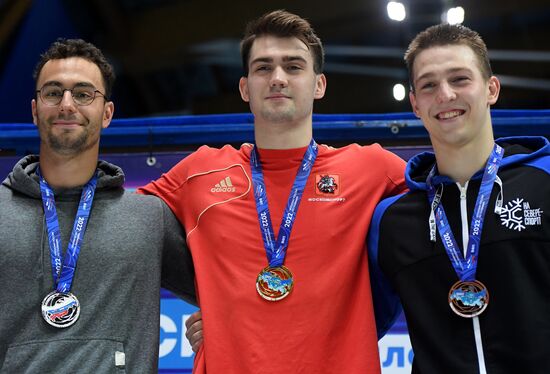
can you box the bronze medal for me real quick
[448,280,489,318]
[256,265,294,301]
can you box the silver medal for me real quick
[41,291,80,328]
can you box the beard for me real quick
[46,127,92,155]
[37,114,96,156]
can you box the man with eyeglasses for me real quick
[0,38,196,372]
[38,85,106,107]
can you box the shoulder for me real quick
[190,144,249,159]
[319,142,402,162]
[171,144,249,174]
[524,155,550,175]
[120,191,182,221]
[110,189,163,207]
[318,143,405,183]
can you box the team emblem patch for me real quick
[316,174,340,195]
[500,198,543,232]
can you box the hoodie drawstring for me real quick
[494,175,503,214]
[429,184,444,242]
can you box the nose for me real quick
[59,89,77,112]
[436,82,456,103]
[270,66,288,88]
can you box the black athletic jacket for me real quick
[369,136,550,374]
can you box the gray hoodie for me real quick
[0,155,195,373]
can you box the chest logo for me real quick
[316,174,340,195]
[500,198,543,232]
[211,176,236,193]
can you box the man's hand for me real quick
[185,310,203,353]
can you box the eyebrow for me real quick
[250,55,309,66]
[415,67,473,83]
[41,81,97,89]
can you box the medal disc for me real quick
[41,291,80,328]
[256,265,294,301]
[448,280,489,318]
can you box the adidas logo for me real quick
[211,176,236,192]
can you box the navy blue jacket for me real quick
[369,137,550,374]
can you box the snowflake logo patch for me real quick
[500,198,543,232]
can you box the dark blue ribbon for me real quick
[39,171,97,292]
[250,140,318,267]
[426,144,503,281]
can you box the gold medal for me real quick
[256,265,294,301]
[448,280,489,318]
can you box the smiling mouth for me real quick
[52,122,81,129]
[436,110,465,120]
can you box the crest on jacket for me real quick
[316,174,340,195]
[500,198,543,232]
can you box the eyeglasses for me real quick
[36,85,107,106]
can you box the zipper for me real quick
[457,181,487,374]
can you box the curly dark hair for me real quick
[33,38,115,99]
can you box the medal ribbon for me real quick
[250,139,318,267]
[426,144,503,281]
[39,170,97,293]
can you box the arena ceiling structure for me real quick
[0,0,549,122]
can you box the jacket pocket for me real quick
[1,338,126,373]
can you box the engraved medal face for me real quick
[41,291,80,328]
[256,265,294,301]
[448,280,489,318]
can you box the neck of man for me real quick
[39,146,99,189]
[432,126,496,186]
[253,118,313,149]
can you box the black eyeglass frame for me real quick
[36,86,108,106]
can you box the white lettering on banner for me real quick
[159,315,177,357]
[159,314,194,358]
[378,334,413,374]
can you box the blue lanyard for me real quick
[426,144,503,281]
[250,140,318,267]
[39,170,98,292]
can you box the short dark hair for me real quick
[33,38,115,99]
[405,24,492,91]
[240,10,324,75]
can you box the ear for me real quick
[239,77,250,103]
[31,99,38,126]
[102,101,115,129]
[487,76,500,106]
[409,91,420,118]
[314,73,327,100]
